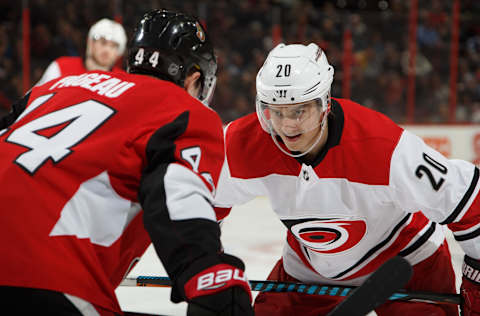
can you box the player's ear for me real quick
[184,71,201,99]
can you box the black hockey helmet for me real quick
[127,9,217,104]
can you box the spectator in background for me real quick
[0,25,14,116]
[35,18,127,86]
[1,0,480,124]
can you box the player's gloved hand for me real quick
[176,253,254,316]
[461,255,480,316]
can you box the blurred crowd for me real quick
[0,0,479,124]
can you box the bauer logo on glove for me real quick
[184,263,251,300]
[197,268,248,291]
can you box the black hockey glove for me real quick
[176,253,254,316]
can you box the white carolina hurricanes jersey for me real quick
[215,98,480,286]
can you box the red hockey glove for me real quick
[461,255,480,316]
[177,254,254,316]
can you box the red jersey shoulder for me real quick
[225,113,300,179]
[316,98,404,185]
[111,66,127,74]
[124,73,218,119]
[55,56,86,76]
[335,98,403,142]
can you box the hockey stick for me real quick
[326,256,413,316]
[120,265,460,305]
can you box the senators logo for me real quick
[195,22,205,42]
[290,218,367,254]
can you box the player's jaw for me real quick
[278,124,322,153]
[92,49,116,68]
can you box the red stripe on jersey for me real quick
[214,206,232,221]
[448,192,480,232]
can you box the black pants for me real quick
[0,286,84,315]
[0,286,171,316]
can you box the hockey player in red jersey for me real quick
[0,10,253,316]
[214,43,480,316]
[36,18,127,86]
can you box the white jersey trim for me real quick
[164,163,216,222]
[50,171,141,246]
[64,293,100,316]
[36,60,61,86]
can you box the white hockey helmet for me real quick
[256,43,334,157]
[88,18,127,55]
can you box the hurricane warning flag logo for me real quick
[290,218,367,254]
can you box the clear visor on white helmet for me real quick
[256,96,330,157]
[255,43,334,158]
[256,97,328,134]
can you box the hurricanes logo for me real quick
[290,218,367,254]
[195,22,205,42]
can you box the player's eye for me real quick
[271,109,283,118]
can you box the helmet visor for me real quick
[256,98,325,135]
[199,75,217,106]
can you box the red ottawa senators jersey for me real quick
[0,70,224,313]
[36,56,126,86]
[215,97,480,286]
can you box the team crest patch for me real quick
[290,218,367,254]
[195,22,205,42]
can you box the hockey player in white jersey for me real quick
[214,43,480,316]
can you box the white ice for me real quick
[115,197,463,315]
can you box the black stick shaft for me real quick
[120,276,461,305]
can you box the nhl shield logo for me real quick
[168,63,180,76]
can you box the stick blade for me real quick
[327,256,413,316]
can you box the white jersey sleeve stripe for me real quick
[454,226,480,242]
[36,61,61,86]
[164,162,216,222]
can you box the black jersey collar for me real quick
[295,99,344,167]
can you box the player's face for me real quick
[185,71,202,99]
[269,101,324,153]
[91,37,120,68]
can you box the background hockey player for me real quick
[0,9,253,316]
[214,42,480,316]
[35,18,127,86]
